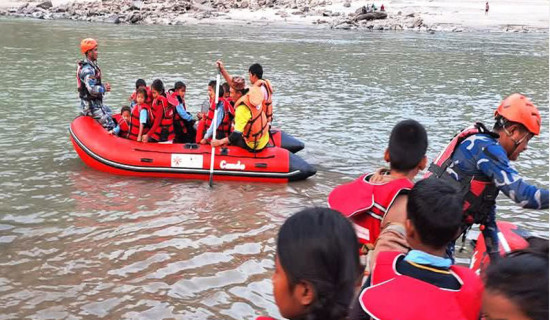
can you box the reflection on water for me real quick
[0,18,548,319]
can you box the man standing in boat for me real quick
[77,38,115,131]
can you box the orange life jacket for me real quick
[255,79,273,124]
[205,97,234,139]
[149,95,175,142]
[328,173,413,245]
[234,88,269,151]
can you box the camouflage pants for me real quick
[80,99,115,131]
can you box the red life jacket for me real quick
[149,95,175,142]
[76,60,102,101]
[204,97,234,139]
[128,103,153,141]
[360,251,483,320]
[328,173,413,245]
[423,122,500,225]
[112,114,130,139]
[255,79,274,124]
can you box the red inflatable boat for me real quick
[69,116,316,183]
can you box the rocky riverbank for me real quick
[0,0,547,33]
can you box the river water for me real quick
[0,18,548,319]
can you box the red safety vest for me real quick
[149,95,175,142]
[360,251,483,320]
[112,114,130,139]
[204,97,234,139]
[128,103,153,141]
[424,122,500,225]
[255,79,273,124]
[328,173,413,245]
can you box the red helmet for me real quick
[495,93,541,135]
[80,38,97,55]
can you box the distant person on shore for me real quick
[328,120,428,274]
[485,1,489,15]
[483,237,548,320]
[256,207,361,320]
[216,60,274,125]
[380,4,385,12]
[77,38,115,131]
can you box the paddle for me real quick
[209,71,221,188]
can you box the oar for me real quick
[209,71,221,188]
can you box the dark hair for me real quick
[249,63,263,79]
[207,80,224,98]
[120,105,131,114]
[277,207,360,320]
[484,238,549,320]
[493,115,528,134]
[136,87,148,99]
[151,79,165,95]
[135,79,146,89]
[407,178,462,249]
[222,82,230,93]
[174,81,186,90]
[388,119,428,172]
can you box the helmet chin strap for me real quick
[503,126,531,158]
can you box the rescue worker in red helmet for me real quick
[76,38,115,130]
[425,93,548,262]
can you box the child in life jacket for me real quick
[169,81,196,143]
[128,87,153,142]
[222,82,231,100]
[143,79,175,143]
[109,106,131,138]
[328,119,428,272]
[129,79,152,108]
[257,207,361,320]
[195,80,217,143]
[349,178,484,320]
[482,237,548,320]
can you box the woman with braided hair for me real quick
[258,207,361,320]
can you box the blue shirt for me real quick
[450,133,548,209]
[139,109,148,124]
[176,103,193,121]
[404,250,452,268]
[204,101,225,140]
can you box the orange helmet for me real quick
[494,93,541,135]
[80,38,97,55]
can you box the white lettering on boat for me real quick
[220,160,246,170]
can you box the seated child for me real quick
[144,79,175,143]
[328,119,428,272]
[483,237,548,320]
[349,178,483,320]
[169,81,196,143]
[109,106,131,138]
[196,81,234,144]
[127,88,152,142]
[257,207,361,320]
[129,79,152,107]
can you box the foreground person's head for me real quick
[273,207,360,320]
[482,238,549,320]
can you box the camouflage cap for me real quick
[231,76,246,91]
